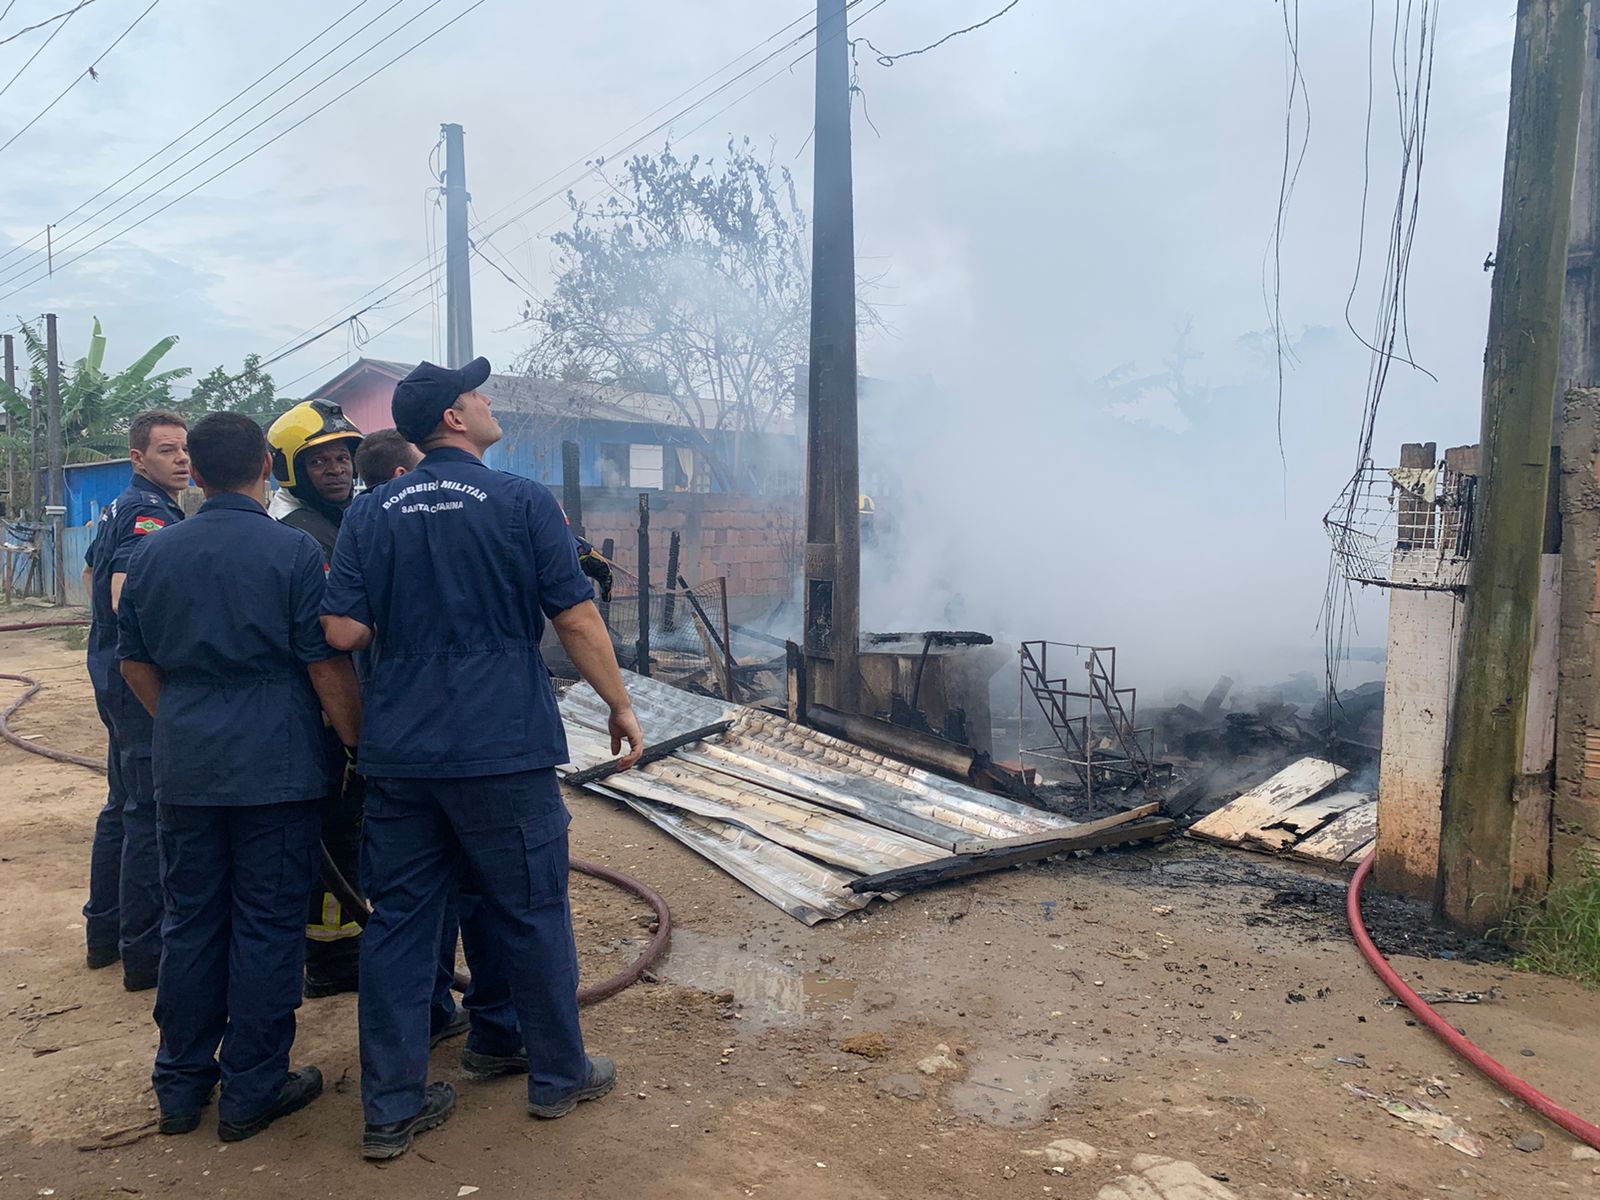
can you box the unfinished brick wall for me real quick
[571,489,802,608]
[1555,388,1600,882]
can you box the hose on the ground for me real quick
[0,618,91,633]
[0,673,103,768]
[1348,852,1600,1151]
[3,670,672,1006]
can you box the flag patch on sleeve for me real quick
[132,517,166,535]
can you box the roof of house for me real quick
[312,358,791,434]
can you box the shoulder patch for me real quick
[132,516,166,536]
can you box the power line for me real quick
[0,0,418,290]
[257,1,832,365]
[0,0,96,50]
[0,0,490,301]
[249,0,891,385]
[0,0,375,274]
[855,0,1017,66]
[0,0,161,157]
[0,0,91,100]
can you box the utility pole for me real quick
[29,384,41,520]
[1439,0,1588,934]
[801,0,862,715]
[442,123,473,368]
[2,334,14,518]
[44,313,65,604]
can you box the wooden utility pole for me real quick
[3,334,14,518]
[801,0,862,714]
[28,383,41,520]
[636,492,651,678]
[44,313,65,604]
[441,123,473,368]
[1439,0,1588,933]
[561,440,583,537]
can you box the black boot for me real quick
[362,1081,456,1161]
[218,1067,324,1142]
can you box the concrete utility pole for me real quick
[442,123,474,368]
[801,0,862,715]
[1439,0,1588,934]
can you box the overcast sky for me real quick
[0,0,1521,688]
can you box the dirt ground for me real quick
[3,622,1600,1200]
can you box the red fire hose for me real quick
[1,671,671,1006]
[1348,852,1600,1150]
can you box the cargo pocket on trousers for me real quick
[520,813,570,909]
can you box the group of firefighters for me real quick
[81,356,644,1159]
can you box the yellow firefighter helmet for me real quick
[267,400,364,490]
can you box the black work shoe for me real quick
[361,1081,456,1161]
[460,1046,527,1080]
[158,1110,202,1135]
[123,971,157,993]
[304,970,359,999]
[86,945,119,970]
[527,1057,616,1119]
[429,1006,470,1048]
[217,1067,324,1143]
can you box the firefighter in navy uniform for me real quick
[116,412,364,1142]
[266,399,363,556]
[321,356,643,1161]
[82,409,189,990]
[265,400,369,997]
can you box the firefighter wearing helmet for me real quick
[266,399,367,997]
[267,400,364,559]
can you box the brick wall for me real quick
[571,488,802,607]
[1555,388,1600,883]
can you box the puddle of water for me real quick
[662,930,855,1026]
[948,1038,1099,1128]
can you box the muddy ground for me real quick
[2,621,1599,1200]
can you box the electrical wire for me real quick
[1319,0,1441,723]
[1262,0,1311,475]
[854,0,1018,66]
[0,0,161,157]
[0,0,95,50]
[0,0,491,302]
[0,0,424,292]
[252,0,887,382]
[0,0,91,100]
[0,0,375,274]
[256,3,824,365]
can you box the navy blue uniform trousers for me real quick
[84,693,163,983]
[359,768,585,1126]
[83,694,127,960]
[153,800,319,1124]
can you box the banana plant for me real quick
[0,318,190,466]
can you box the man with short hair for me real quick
[353,428,421,491]
[118,412,363,1143]
[83,410,189,990]
[322,357,643,1161]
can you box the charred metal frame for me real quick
[1019,641,1162,802]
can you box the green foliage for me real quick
[0,318,191,473]
[182,354,282,425]
[1508,853,1600,986]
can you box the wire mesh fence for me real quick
[1323,461,1475,591]
[602,565,732,675]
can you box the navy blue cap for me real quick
[391,356,491,442]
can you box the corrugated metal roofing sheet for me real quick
[558,674,1079,922]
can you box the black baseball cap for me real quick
[391,356,491,442]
